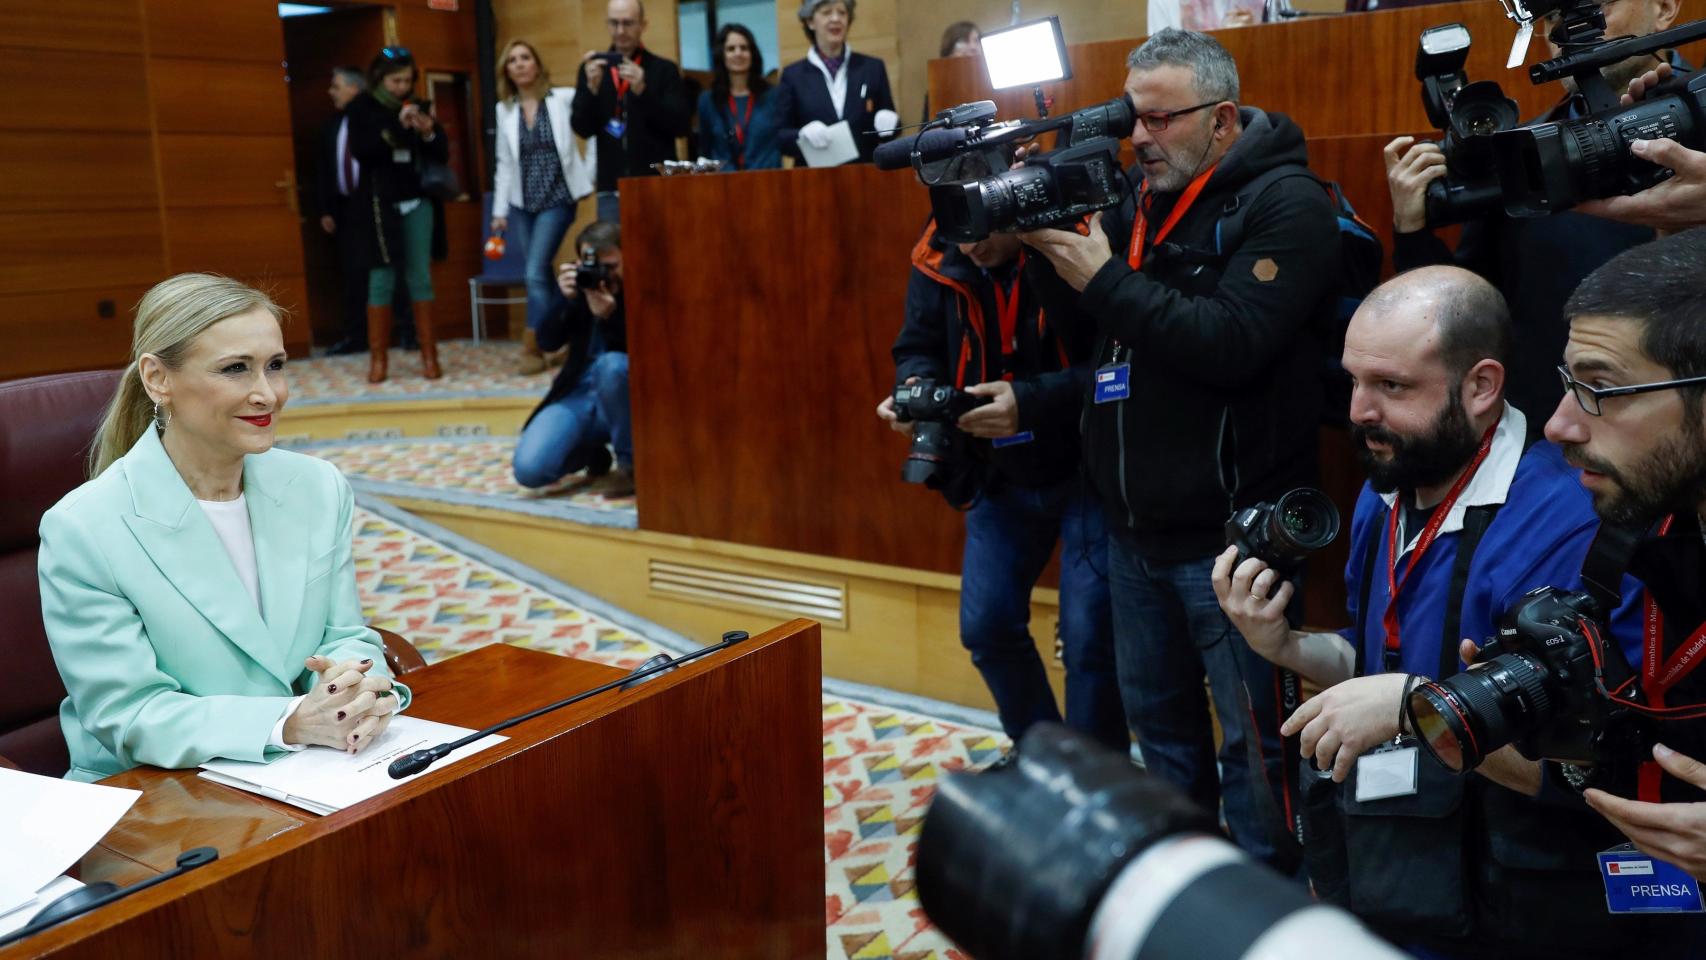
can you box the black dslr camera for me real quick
[1408,586,1654,795]
[1415,1,1706,227]
[574,248,613,292]
[874,98,1137,243]
[892,381,990,496]
[1224,488,1342,579]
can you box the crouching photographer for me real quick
[875,184,1126,754]
[1214,265,1699,957]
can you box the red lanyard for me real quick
[1641,515,1706,706]
[1127,164,1218,272]
[610,49,643,117]
[990,252,1025,378]
[1380,420,1499,665]
[728,94,754,168]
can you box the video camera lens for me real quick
[1407,653,1555,773]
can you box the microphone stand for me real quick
[388,630,750,779]
[0,848,219,948]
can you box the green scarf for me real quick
[372,87,405,113]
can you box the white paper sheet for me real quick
[198,715,506,816]
[0,768,139,914]
[0,876,84,939]
[799,120,859,168]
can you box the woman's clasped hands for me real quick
[282,655,398,754]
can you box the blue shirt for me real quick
[1340,408,1643,681]
[696,88,783,171]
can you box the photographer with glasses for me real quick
[1020,28,1341,868]
[571,0,690,223]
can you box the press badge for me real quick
[1355,740,1419,802]
[392,148,412,164]
[1093,363,1130,404]
[1599,843,1706,913]
[605,118,627,138]
[991,431,1035,449]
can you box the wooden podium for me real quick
[1,621,826,960]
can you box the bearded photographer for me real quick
[1545,230,1706,897]
[875,204,1127,755]
[1384,0,1689,420]
[1019,28,1340,867]
[1211,265,1706,957]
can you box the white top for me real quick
[492,87,598,219]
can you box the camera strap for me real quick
[1380,421,1498,670]
[1642,515,1706,708]
[989,253,1025,372]
[1127,163,1219,272]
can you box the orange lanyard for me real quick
[1127,163,1218,272]
[990,252,1025,378]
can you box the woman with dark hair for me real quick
[922,20,982,120]
[696,24,782,170]
[772,0,897,165]
[346,46,449,383]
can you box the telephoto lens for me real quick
[1406,651,1553,773]
[916,724,1407,960]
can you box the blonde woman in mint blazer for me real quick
[38,274,410,783]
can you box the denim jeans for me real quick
[505,203,574,333]
[1107,530,1290,865]
[960,476,1127,752]
[511,350,631,488]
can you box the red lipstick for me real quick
[239,414,273,427]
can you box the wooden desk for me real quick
[6,622,826,959]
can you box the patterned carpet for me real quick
[351,502,994,960]
[291,340,548,403]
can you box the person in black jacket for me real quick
[1023,28,1341,867]
[570,0,691,224]
[512,221,633,499]
[1383,0,1685,420]
[773,0,898,165]
[314,66,371,356]
[346,47,449,384]
[875,208,1126,755]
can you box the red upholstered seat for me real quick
[0,370,122,776]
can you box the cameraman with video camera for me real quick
[511,221,633,498]
[875,156,1127,754]
[1213,264,1705,956]
[1017,28,1341,868]
[1384,0,1689,419]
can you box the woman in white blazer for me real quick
[493,39,597,374]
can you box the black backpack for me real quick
[1214,165,1384,427]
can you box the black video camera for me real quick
[892,381,990,496]
[874,98,1137,243]
[1407,586,1664,797]
[1224,488,1342,579]
[1415,2,1706,226]
[574,248,613,292]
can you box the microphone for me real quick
[387,630,751,779]
[0,847,219,948]
[873,127,973,170]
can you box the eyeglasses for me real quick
[380,46,412,59]
[1135,101,1222,132]
[1557,363,1706,416]
[608,18,639,28]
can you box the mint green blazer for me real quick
[38,427,411,782]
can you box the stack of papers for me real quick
[199,715,506,816]
[799,120,859,167]
[0,768,140,936]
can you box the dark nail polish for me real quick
[353,734,360,741]
[361,659,372,665]
[337,711,346,721]
[328,684,337,693]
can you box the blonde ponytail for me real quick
[88,274,283,478]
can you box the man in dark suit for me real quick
[570,0,691,224]
[316,66,415,355]
[774,0,898,165]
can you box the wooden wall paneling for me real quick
[0,133,158,213]
[0,286,152,379]
[0,211,166,297]
[147,58,293,135]
[432,199,485,337]
[141,0,285,62]
[254,273,314,356]
[163,207,306,278]
[156,134,299,209]
[0,49,153,134]
[624,167,966,573]
[395,1,480,71]
[0,0,143,55]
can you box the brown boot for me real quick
[414,300,442,380]
[544,346,569,368]
[518,328,546,375]
[366,305,393,384]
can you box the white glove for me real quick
[799,120,832,150]
[873,109,900,137]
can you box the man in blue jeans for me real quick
[876,213,1126,755]
[512,221,633,497]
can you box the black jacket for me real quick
[1052,107,1339,558]
[570,48,691,191]
[315,112,355,223]
[893,221,1095,489]
[344,93,449,268]
[773,52,895,165]
[526,292,625,427]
